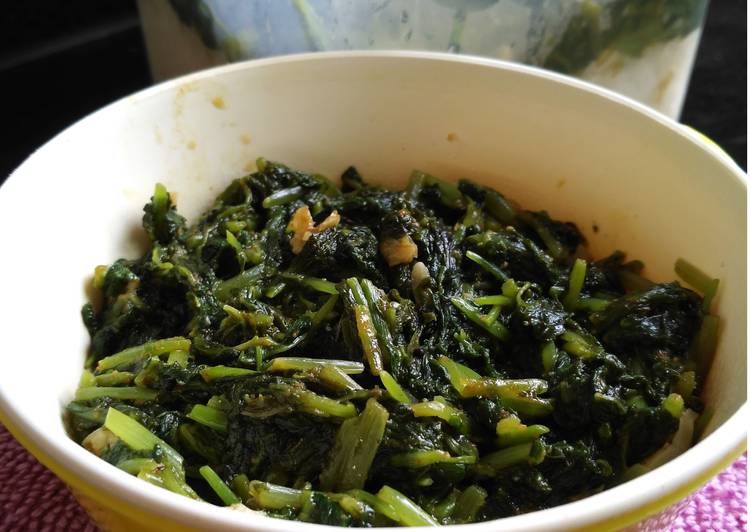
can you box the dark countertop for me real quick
[682,0,746,168]
[0,1,745,181]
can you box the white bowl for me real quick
[0,52,745,531]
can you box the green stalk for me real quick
[266,357,363,392]
[320,398,389,491]
[267,315,312,356]
[138,460,201,500]
[345,277,368,305]
[459,378,552,417]
[311,293,339,327]
[485,190,517,224]
[199,465,240,505]
[379,370,412,404]
[376,485,439,527]
[346,489,399,522]
[501,396,555,418]
[233,335,278,352]
[150,183,170,243]
[343,279,394,375]
[225,230,246,271]
[496,415,549,447]
[294,388,358,418]
[628,395,648,410]
[563,258,587,310]
[519,212,565,261]
[206,395,230,411]
[693,406,714,443]
[225,220,246,233]
[675,258,720,313]
[159,469,199,499]
[477,441,546,474]
[408,170,463,209]
[702,281,720,314]
[317,365,363,392]
[96,337,191,372]
[451,297,509,341]
[474,294,512,306]
[560,330,604,359]
[465,250,508,281]
[360,279,404,368]
[261,186,303,208]
[167,349,189,367]
[689,315,720,382]
[104,407,183,466]
[303,366,362,392]
[673,370,696,401]
[78,370,96,388]
[266,357,364,374]
[405,170,426,201]
[502,278,519,298]
[187,404,228,432]
[662,393,684,419]
[133,357,160,388]
[577,297,611,312]
[483,304,502,325]
[431,490,459,520]
[354,303,384,375]
[330,493,371,521]
[94,371,134,387]
[541,341,557,373]
[281,273,338,294]
[593,393,627,416]
[215,264,264,300]
[255,346,264,370]
[360,279,399,360]
[411,397,470,434]
[116,457,156,475]
[231,474,252,503]
[437,356,481,396]
[222,305,273,329]
[248,481,303,509]
[264,281,286,298]
[454,200,484,241]
[618,269,653,293]
[459,378,548,398]
[200,365,257,382]
[452,485,487,524]
[75,387,157,402]
[389,450,476,468]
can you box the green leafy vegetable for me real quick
[66,160,715,526]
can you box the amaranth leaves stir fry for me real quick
[65,159,719,526]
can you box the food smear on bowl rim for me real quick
[64,159,720,526]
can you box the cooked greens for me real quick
[65,159,718,526]
[168,0,707,75]
[542,0,708,74]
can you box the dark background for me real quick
[0,1,746,182]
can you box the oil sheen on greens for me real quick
[65,159,719,527]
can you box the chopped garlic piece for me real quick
[315,210,341,232]
[82,427,118,457]
[288,206,341,254]
[228,503,265,516]
[411,261,430,291]
[380,235,418,266]
[289,206,314,254]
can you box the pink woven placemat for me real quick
[0,424,745,531]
